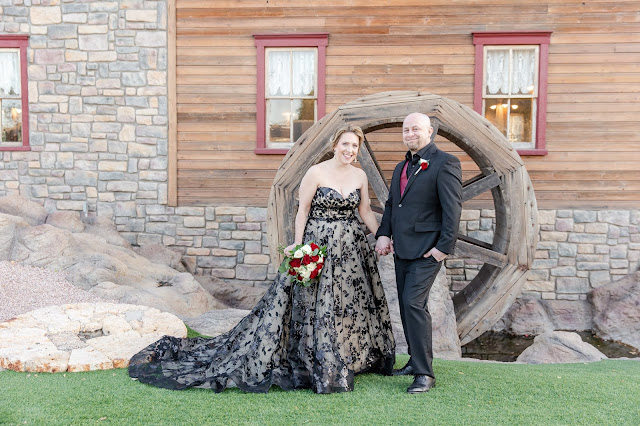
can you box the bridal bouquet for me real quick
[278,241,327,287]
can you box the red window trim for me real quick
[253,33,328,155]
[0,35,30,151]
[473,32,551,156]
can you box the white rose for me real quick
[307,263,316,273]
[293,249,304,258]
[300,268,312,280]
[302,244,312,255]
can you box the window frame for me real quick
[254,33,328,155]
[473,32,551,156]
[0,35,30,151]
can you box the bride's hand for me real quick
[283,243,297,255]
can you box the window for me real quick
[0,35,29,151]
[473,32,551,155]
[254,34,327,154]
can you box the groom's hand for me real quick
[424,247,447,262]
[375,236,393,256]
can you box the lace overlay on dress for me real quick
[128,186,395,393]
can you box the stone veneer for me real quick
[1,1,638,298]
[449,208,640,301]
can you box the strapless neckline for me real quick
[317,186,360,199]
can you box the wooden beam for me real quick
[358,135,389,207]
[462,172,501,202]
[455,238,507,268]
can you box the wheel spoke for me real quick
[455,235,507,268]
[358,136,389,207]
[462,172,501,202]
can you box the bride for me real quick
[129,125,395,394]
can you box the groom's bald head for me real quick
[402,113,433,153]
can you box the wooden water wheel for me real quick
[267,91,538,345]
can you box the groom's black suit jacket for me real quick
[376,142,463,260]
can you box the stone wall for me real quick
[449,209,640,301]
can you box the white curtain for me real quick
[511,49,536,95]
[0,51,21,97]
[292,51,315,96]
[486,48,536,95]
[268,51,290,97]
[486,49,509,95]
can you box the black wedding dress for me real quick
[129,186,395,393]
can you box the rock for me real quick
[46,211,85,233]
[496,299,555,335]
[589,271,640,351]
[516,331,607,364]
[493,298,592,336]
[134,243,185,272]
[0,194,219,318]
[542,300,593,332]
[68,347,114,372]
[183,308,251,337]
[195,275,266,310]
[0,195,48,226]
[429,266,463,359]
[0,303,187,372]
[378,254,461,358]
[81,215,132,249]
[0,213,30,261]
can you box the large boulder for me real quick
[134,243,186,272]
[516,331,607,364]
[589,271,640,351]
[195,276,267,310]
[493,298,554,335]
[183,308,251,337]
[493,298,593,336]
[0,195,217,318]
[0,213,30,261]
[45,211,85,233]
[0,195,47,226]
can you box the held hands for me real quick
[375,236,394,256]
[424,247,447,262]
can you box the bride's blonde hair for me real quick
[330,125,365,151]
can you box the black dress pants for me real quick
[394,255,443,378]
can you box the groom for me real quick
[375,112,462,394]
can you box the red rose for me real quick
[288,268,296,276]
[310,269,319,279]
[311,255,319,262]
[420,161,429,170]
[302,255,311,265]
[290,258,301,268]
[316,262,324,271]
[310,243,319,250]
[297,274,302,281]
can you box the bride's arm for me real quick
[285,168,318,253]
[357,171,379,235]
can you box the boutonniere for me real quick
[414,159,430,176]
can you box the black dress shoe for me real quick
[407,375,435,394]
[392,364,414,376]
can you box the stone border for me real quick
[0,303,186,372]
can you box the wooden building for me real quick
[170,0,640,210]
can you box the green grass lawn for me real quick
[1,355,639,425]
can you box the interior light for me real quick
[511,105,518,110]
[502,104,508,108]
[489,105,497,110]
